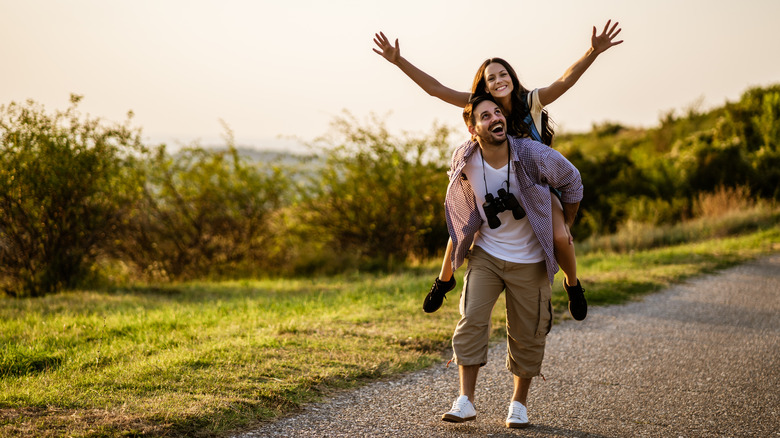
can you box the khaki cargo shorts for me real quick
[451,246,552,379]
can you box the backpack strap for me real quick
[521,91,543,143]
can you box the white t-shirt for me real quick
[462,149,545,264]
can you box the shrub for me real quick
[693,185,754,218]
[0,95,145,297]
[113,133,291,280]
[302,112,453,268]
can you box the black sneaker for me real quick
[423,276,456,313]
[563,279,587,321]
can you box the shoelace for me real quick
[429,282,446,299]
[507,404,527,419]
[452,399,470,412]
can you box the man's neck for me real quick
[477,139,509,169]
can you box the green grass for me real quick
[559,226,780,309]
[1,224,779,437]
[578,205,780,254]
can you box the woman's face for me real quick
[483,62,513,99]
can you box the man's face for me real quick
[469,100,507,146]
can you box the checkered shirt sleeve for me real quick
[444,136,583,284]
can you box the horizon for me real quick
[2,0,779,150]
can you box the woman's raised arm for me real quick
[537,20,624,107]
[373,32,470,108]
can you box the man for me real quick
[439,95,583,428]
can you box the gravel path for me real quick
[236,254,780,437]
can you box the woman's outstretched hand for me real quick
[373,31,401,64]
[591,20,623,55]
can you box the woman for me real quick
[373,21,623,319]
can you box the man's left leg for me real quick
[511,375,532,405]
[507,376,533,429]
[503,260,551,428]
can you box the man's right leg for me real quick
[442,364,480,423]
[443,247,504,423]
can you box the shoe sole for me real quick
[442,414,476,423]
[568,302,587,321]
[506,421,531,428]
[423,296,443,313]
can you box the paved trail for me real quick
[236,254,780,437]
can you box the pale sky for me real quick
[2,0,778,152]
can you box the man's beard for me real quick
[477,129,506,146]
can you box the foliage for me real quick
[301,112,453,268]
[1,84,779,291]
[580,200,779,254]
[0,95,145,297]
[558,84,780,238]
[112,130,291,281]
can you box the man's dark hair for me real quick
[462,94,500,128]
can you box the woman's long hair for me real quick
[470,57,555,145]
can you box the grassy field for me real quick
[1,224,779,437]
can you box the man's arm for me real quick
[562,201,580,228]
[526,141,584,210]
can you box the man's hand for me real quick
[373,31,401,65]
[591,20,623,55]
[563,201,578,245]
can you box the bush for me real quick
[717,85,780,198]
[693,185,754,218]
[113,132,291,280]
[302,112,453,268]
[0,95,145,297]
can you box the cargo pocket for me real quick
[535,287,553,337]
[460,269,471,315]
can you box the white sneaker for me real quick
[506,401,530,428]
[441,395,476,423]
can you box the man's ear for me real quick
[467,125,476,137]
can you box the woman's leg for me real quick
[551,192,577,286]
[438,238,455,281]
[423,238,457,313]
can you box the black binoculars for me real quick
[482,188,526,229]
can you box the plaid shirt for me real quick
[444,135,583,284]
